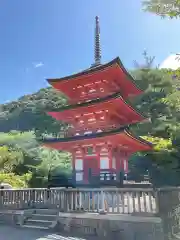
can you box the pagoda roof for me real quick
[47,57,143,103]
[42,127,152,153]
[47,92,147,131]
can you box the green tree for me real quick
[0,146,23,173]
[0,130,72,187]
[130,52,180,140]
[131,68,176,138]
[129,135,180,186]
[128,52,180,186]
[142,0,180,18]
[0,173,30,188]
[29,147,71,187]
[0,87,67,136]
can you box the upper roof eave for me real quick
[47,57,119,83]
[47,57,141,92]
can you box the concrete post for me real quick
[0,186,4,209]
[99,189,106,214]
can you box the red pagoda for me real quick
[43,16,152,186]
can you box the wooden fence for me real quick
[0,187,158,214]
[2,187,180,240]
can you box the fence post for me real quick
[99,189,106,214]
[0,186,4,209]
[119,171,124,187]
[154,188,160,215]
[64,189,69,212]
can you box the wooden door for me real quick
[83,157,98,182]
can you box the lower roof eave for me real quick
[41,128,153,152]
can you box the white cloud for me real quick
[159,54,180,70]
[33,62,44,68]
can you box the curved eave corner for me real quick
[124,129,153,150]
[116,57,143,94]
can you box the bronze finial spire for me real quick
[94,16,101,66]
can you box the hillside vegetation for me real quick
[0,56,180,187]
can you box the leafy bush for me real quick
[0,172,32,188]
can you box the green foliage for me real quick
[0,130,71,188]
[128,52,180,186]
[142,136,174,165]
[142,0,180,18]
[131,65,180,138]
[0,87,67,136]
[0,172,31,188]
[129,135,180,186]
[29,147,71,188]
[0,146,23,173]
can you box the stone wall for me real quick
[57,213,164,240]
[0,210,23,226]
[0,210,165,240]
[157,187,180,240]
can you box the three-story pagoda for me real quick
[43,16,152,186]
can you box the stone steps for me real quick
[34,209,58,215]
[22,224,49,230]
[22,209,58,230]
[31,213,57,221]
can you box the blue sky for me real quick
[0,0,180,103]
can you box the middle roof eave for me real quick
[46,91,147,119]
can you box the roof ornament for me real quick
[91,16,101,67]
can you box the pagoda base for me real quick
[43,130,152,187]
[72,145,129,185]
[72,169,125,188]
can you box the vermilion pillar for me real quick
[108,146,113,170]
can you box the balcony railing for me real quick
[0,187,158,215]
